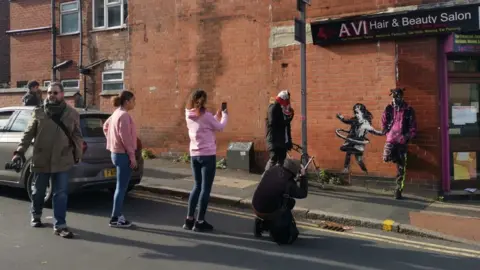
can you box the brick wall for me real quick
[0,0,10,85]
[128,0,272,158]
[396,38,441,188]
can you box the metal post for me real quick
[51,0,56,81]
[79,0,87,108]
[299,2,308,166]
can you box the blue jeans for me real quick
[31,171,69,230]
[187,155,216,221]
[111,153,132,218]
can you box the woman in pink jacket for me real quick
[183,89,228,232]
[103,91,137,228]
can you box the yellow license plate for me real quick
[104,168,116,178]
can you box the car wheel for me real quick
[26,171,53,206]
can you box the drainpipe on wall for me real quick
[78,0,87,109]
[51,0,56,81]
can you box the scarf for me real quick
[44,99,67,118]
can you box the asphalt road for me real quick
[0,187,479,270]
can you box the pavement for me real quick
[0,187,479,270]
[139,158,480,244]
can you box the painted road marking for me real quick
[382,219,395,231]
[131,192,480,258]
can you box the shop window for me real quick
[448,82,480,183]
[60,1,80,35]
[93,0,128,29]
[448,59,480,73]
[102,71,124,91]
[62,79,80,89]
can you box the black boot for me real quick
[394,189,403,200]
[254,218,264,238]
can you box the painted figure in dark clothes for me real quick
[336,103,383,174]
[381,88,417,200]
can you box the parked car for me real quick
[0,106,144,203]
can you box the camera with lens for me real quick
[5,160,23,173]
[5,153,26,173]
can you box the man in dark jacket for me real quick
[265,90,294,171]
[381,88,417,199]
[22,80,43,106]
[252,158,308,238]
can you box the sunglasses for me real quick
[47,91,59,95]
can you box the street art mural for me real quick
[381,88,417,199]
[336,103,384,174]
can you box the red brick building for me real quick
[5,0,480,197]
[6,0,128,107]
[0,0,10,86]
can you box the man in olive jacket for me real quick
[12,82,83,238]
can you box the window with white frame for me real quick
[93,0,128,29]
[102,71,124,91]
[62,79,80,89]
[43,81,51,88]
[60,1,80,34]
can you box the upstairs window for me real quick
[102,71,124,91]
[93,0,128,29]
[60,1,80,35]
[62,79,80,90]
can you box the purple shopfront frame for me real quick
[440,33,480,192]
[439,37,450,192]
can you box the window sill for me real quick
[58,32,80,37]
[90,25,127,34]
[100,90,123,96]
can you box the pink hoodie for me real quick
[186,109,228,157]
[103,108,137,161]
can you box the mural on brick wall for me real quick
[381,88,417,199]
[335,103,384,175]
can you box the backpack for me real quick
[269,189,299,245]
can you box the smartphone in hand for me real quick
[221,102,227,111]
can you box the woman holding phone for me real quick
[183,89,228,232]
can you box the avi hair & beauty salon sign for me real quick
[311,3,480,46]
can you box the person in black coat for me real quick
[252,158,308,238]
[22,80,43,106]
[265,90,294,171]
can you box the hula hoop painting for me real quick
[336,103,384,174]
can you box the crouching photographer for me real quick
[11,82,83,239]
[251,158,308,245]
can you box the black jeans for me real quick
[265,148,287,171]
[187,155,216,221]
[383,143,408,192]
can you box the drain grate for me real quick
[317,221,353,232]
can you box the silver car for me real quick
[0,106,144,202]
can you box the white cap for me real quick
[277,90,290,100]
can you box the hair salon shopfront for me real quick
[310,3,480,196]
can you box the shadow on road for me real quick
[1,186,479,270]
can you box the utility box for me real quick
[226,142,255,172]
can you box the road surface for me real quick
[0,187,479,270]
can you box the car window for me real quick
[10,110,33,132]
[80,115,109,137]
[0,111,15,130]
